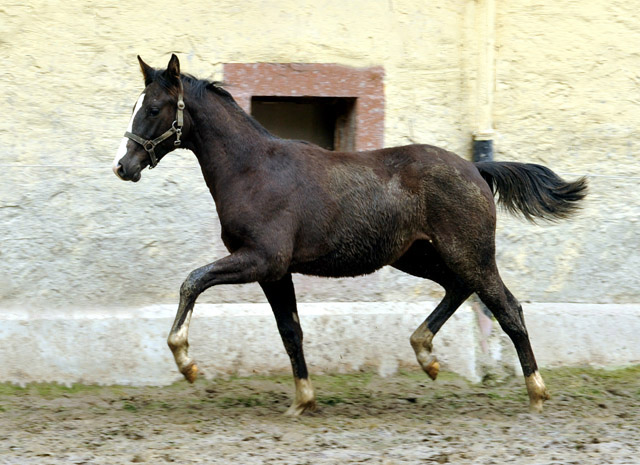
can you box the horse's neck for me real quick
[187,92,272,201]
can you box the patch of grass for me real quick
[225,373,293,384]
[317,395,348,406]
[0,365,638,411]
[545,366,640,396]
[319,371,374,387]
[0,384,28,396]
[32,383,106,398]
[0,382,106,399]
[122,401,138,412]
[544,365,640,383]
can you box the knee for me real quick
[180,268,204,299]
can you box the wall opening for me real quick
[223,63,385,152]
[251,96,356,151]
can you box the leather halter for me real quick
[124,82,185,169]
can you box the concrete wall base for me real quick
[1,302,638,386]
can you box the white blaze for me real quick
[113,93,146,173]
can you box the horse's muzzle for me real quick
[113,162,141,182]
[112,162,125,180]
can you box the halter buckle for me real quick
[172,121,183,147]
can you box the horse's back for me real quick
[327,143,495,228]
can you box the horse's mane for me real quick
[148,67,273,138]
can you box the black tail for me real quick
[475,161,588,222]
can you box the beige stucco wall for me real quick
[493,1,640,302]
[1,0,638,310]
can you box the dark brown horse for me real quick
[113,55,587,416]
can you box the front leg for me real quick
[260,275,316,416]
[167,249,277,383]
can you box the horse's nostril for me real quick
[113,163,125,180]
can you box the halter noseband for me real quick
[124,82,185,169]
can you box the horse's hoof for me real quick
[425,358,440,380]
[529,388,550,413]
[525,371,550,413]
[181,363,199,383]
[284,399,317,417]
[529,392,549,413]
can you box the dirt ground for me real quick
[1,367,639,465]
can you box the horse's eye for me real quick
[148,107,160,117]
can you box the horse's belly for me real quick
[289,254,387,278]
[290,229,412,278]
[291,167,425,277]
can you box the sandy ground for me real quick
[1,367,639,464]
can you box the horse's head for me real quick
[113,54,188,182]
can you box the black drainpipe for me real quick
[472,133,494,162]
[472,131,495,320]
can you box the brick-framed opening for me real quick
[251,96,357,151]
[223,63,385,151]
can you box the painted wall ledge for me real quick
[1,302,638,386]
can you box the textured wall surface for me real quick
[3,302,639,385]
[492,0,640,303]
[1,0,638,314]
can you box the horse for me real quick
[112,54,587,416]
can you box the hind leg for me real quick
[475,277,550,412]
[440,235,550,411]
[409,282,472,379]
[438,247,550,411]
[392,241,472,380]
[417,171,549,411]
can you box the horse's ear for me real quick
[137,56,154,86]
[165,54,181,86]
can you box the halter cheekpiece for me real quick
[124,81,185,169]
